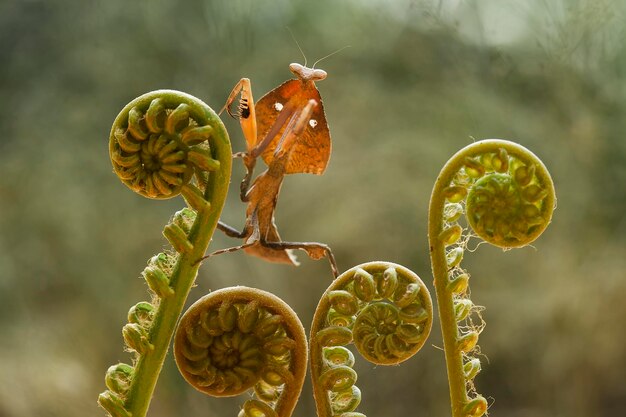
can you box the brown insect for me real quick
[202,62,338,277]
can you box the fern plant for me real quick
[99,90,232,417]
[428,140,555,416]
[98,90,555,417]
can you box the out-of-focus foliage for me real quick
[1,0,625,416]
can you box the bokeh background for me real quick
[1,0,625,416]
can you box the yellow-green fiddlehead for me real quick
[98,90,232,417]
[310,262,433,417]
[109,90,225,200]
[174,287,307,417]
[429,139,555,417]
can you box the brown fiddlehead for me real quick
[174,286,307,417]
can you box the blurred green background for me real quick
[1,0,625,416]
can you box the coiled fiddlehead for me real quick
[109,90,224,200]
[174,287,307,417]
[98,90,232,417]
[429,139,555,417]
[310,262,433,417]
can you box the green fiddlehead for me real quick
[174,287,308,417]
[98,90,232,417]
[109,90,225,200]
[310,262,433,417]
[428,139,555,417]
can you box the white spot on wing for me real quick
[274,102,283,111]
[309,119,318,128]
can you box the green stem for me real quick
[430,225,468,416]
[429,168,467,417]
[127,136,231,417]
[125,199,224,417]
[101,90,232,417]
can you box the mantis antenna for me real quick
[287,27,308,67]
[312,45,351,69]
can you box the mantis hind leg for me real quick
[197,222,253,262]
[200,241,257,260]
[197,222,250,262]
[262,241,339,278]
[198,218,260,263]
[216,221,248,238]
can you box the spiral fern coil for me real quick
[429,139,555,417]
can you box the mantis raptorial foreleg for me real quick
[220,78,258,201]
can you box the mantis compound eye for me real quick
[311,69,327,80]
[289,62,305,76]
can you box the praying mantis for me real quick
[202,62,339,277]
